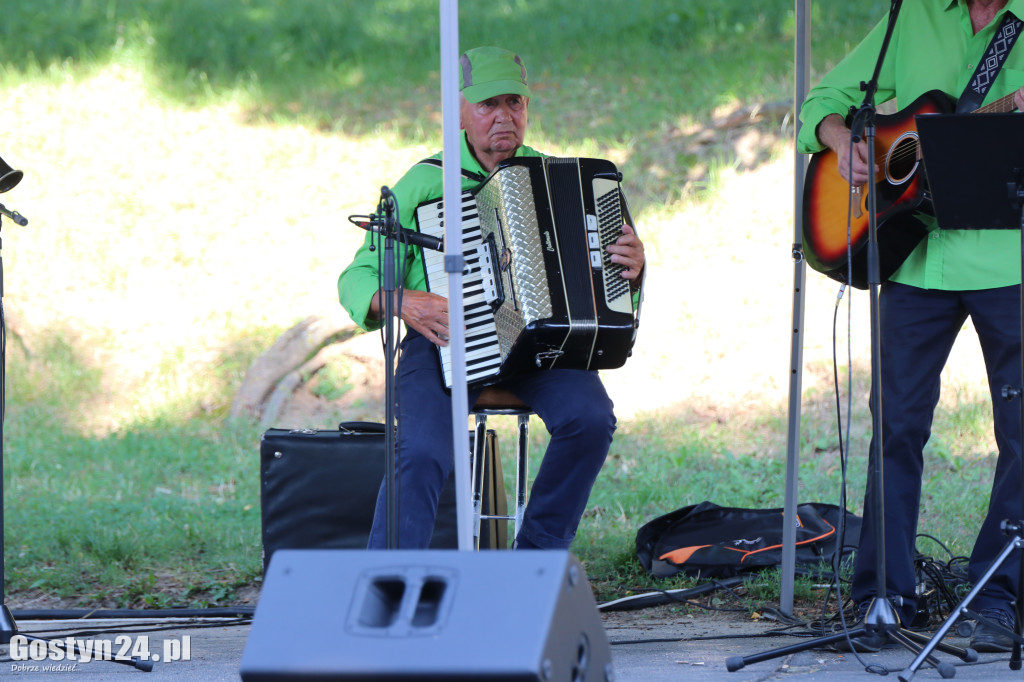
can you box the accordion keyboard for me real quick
[416,192,503,387]
[593,178,632,314]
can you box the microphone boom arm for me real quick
[0,204,27,227]
[348,186,443,253]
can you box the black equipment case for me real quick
[259,422,506,570]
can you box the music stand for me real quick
[916,113,1024,230]
[899,112,1024,681]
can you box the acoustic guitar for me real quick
[802,89,1018,289]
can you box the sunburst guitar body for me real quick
[803,87,1021,289]
[801,90,960,289]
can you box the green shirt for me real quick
[798,0,1024,290]
[338,132,544,331]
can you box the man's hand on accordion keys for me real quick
[372,289,451,347]
[398,289,451,347]
[606,223,645,282]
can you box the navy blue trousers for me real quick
[851,282,1023,622]
[368,331,617,550]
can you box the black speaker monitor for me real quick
[240,549,613,681]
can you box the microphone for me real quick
[0,203,27,226]
[349,215,443,252]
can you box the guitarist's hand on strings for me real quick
[1015,86,1024,113]
[817,113,878,188]
[370,289,451,347]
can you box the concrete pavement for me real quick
[1,607,1019,681]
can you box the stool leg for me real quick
[471,414,488,550]
[514,413,530,540]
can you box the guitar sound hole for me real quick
[885,132,920,186]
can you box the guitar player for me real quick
[797,0,1024,654]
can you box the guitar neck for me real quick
[975,92,1019,114]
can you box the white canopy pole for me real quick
[439,0,474,550]
[780,0,812,615]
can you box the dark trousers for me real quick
[368,331,616,550]
[852,282,1023,622]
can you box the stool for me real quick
[470,385,533,549]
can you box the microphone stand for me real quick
[0,206,14,644]
[727,0,974,671]
[379,188,400,549]
[848,0,905,651]
[350,188,446,549]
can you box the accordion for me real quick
[414,156,641,388]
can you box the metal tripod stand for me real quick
[898,132,1024,682]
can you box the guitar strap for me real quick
[956,11,1024,113]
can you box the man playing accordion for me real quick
[338,46,645,550]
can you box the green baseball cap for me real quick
[459,46,531,103]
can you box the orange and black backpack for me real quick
[635,500,861,579]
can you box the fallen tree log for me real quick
[230,314,360,421]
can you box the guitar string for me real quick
[876,101,1017,168]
